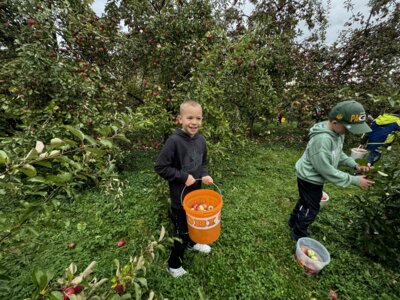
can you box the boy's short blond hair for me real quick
[180,100,202,114]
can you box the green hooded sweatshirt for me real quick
[295,121,360,187]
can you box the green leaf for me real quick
[49,291,64,300]
[46,173,72,184]
[85,147,104,156]
[84,134,97,145]
[114,134,130,143]
[64,125,85,141]
[106,294,121,300]
[63,139,77,147]
[134,282,141,300]
[21,164,37,177]
[0,150,9,164]
[136,277,147,288]
[28,176,47,183]
[33,161,52,168]
[50,138,65,147]
[99,139,113,148]
[32,267,44,286]
[25,148,39,160]
[27,227,40,237]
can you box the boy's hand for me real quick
[355,165,370,172]
[201,176,213,185]
[359,175,374,189]
[185,175,196,186]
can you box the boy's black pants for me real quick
[168,207,195,268]
[288,178,323,240]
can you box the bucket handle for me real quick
[180,178,222,205]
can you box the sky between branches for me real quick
[91,0,370,45]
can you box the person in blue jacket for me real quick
[360,111,400,165]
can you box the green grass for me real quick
[1,136,399,299]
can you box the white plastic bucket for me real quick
[295,237,331,276]
[320,191,330,207]
[350,148,367,159]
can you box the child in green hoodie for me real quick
[288,100,375,241]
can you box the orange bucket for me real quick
[182,188,223,244]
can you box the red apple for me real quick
[117,239,126,248]
[329,290,337,300]
[26,18,36,26]
[152,91,158,97]
[63,286,75,300]
[68,242,76,249]
[114,284,123,294]
[74,285,84,293]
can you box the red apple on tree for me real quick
[26,18,36,26]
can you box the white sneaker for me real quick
[189,243,211,254]
[167,266,187,278]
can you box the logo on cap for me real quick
[349,112,366,123]
[336,113,343,120]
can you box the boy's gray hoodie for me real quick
[295,121,360,187]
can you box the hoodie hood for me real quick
[175,128,201,140]
[308,121,340,139]
[375,114,400,126]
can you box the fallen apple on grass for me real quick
[63,286,76,300]
[329,290,337,300]
[114,284,123,294]
[117,239,126,248]
[68,242,76,249]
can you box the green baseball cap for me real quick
[328,100,372,134]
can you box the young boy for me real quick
[288,100,375,241]
[155,100,214,278]
[360,111,400,165]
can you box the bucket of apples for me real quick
[295,237,331,276]
[191,202,214,212]
[320,191,330,208]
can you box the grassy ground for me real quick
[2,125,399,299]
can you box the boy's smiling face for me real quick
[178,103,203,137]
